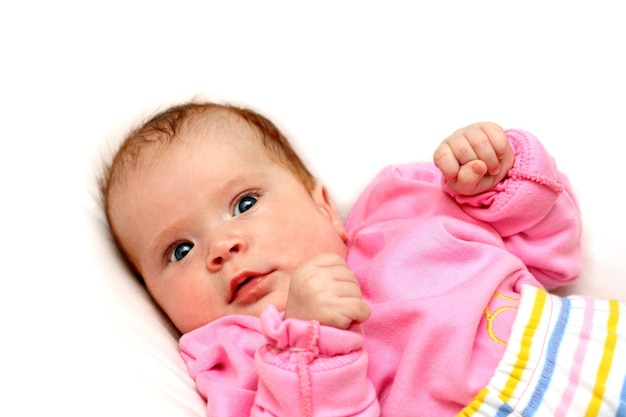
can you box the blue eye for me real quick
[170,242,193,262]
[234,195,258,215]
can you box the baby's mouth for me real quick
[235,277,254,293]
[229,270,275,305]
[229,273,259,303]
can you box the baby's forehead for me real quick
[109,119,272,215]
[131,110,260,162]
[159,111,267,157]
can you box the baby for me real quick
[100,101,626,416]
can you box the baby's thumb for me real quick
[458,160,487,186]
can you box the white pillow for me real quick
[82,191,207,416]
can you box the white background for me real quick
[1,2,625,415]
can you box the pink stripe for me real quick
[554,297,594,416]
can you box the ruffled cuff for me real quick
[254,306,376,416]
[259,304,364,358]
[442,128,563,236]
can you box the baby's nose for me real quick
[206,239,244,272]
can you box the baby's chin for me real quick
[228,291,288,322]
[256,294,288,316]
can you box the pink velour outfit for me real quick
[180,129,583,416]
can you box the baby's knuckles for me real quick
[285,256,364,328]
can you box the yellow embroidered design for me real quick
[484,292,520,345]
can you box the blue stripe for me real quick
[493,403,514,417]
[616,377,626,417]
[492,297,571,417]
[521,297,571,416]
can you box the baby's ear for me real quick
[310,182,347,241]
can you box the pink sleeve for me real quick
[252,305,379,416]
[442,128,583,288]
[179,310,379,417]
[179,316,265,416]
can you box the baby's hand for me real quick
[285,253,371,329]
[433,122,514,196]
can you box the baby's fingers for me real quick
[477,122,509,175]
[329,298,371,329]
[348,298,371,324]
[455,160,489,194]
[433,142,462,181]
[454,123,503,175]
[435,122,508,178]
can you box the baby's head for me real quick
[101,101,347,333]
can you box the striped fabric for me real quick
[459,285,626,417]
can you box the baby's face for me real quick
[109,125,347,333]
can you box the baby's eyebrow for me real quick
[219,174,254,193]
[216,172,272,200]
[146,227,180,264]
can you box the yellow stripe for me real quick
[499,289,547,403]
[457,388,490,416]
[585,299,620,417]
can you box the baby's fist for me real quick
[433,122,514,195]
[286,253,371,329]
